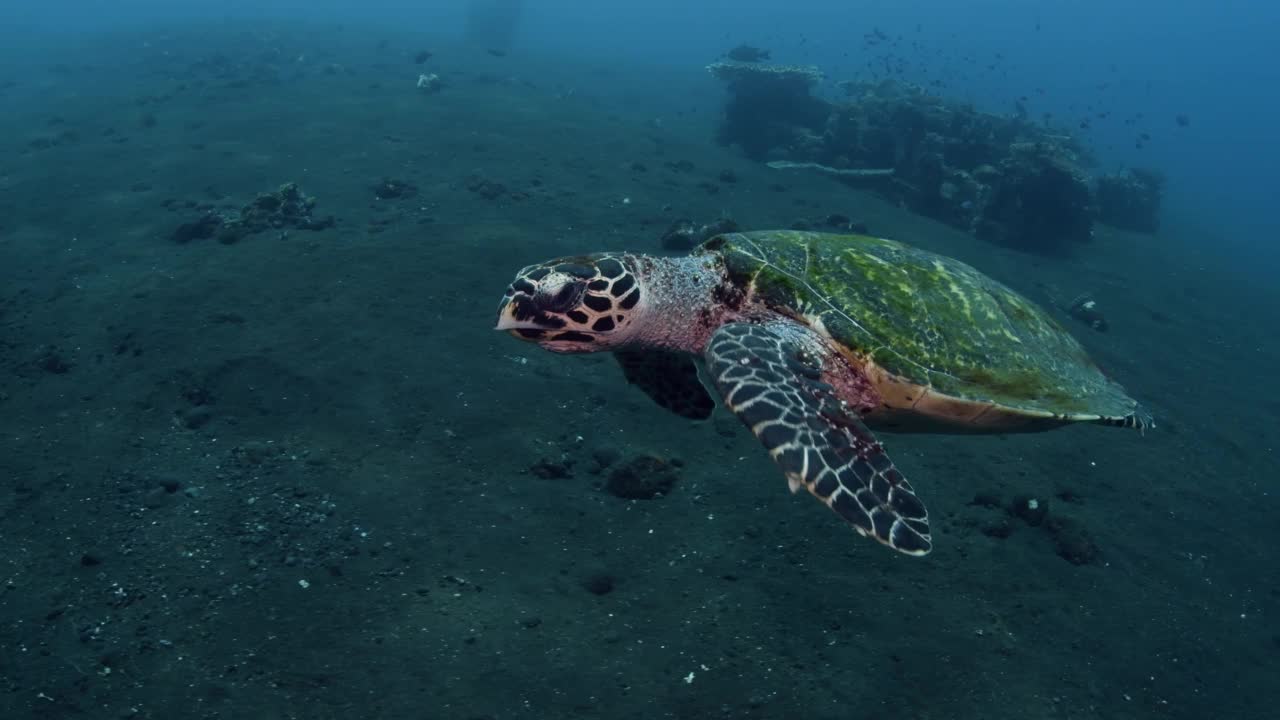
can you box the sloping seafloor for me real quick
[0,24,1276,720]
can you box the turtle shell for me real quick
[698,230,1140,430]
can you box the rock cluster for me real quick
[170,183,334,244]
[709,69,1165,252]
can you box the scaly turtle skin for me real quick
[495,231,1150,556]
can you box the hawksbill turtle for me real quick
[495,230,1150,556]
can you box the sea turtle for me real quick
[495,231,1150,556]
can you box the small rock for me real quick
[1055,489,1084,504]
[981,519,1013,539]
[582,573,614,595]
[530,459,572,479]
[170,213,222,244]
[589,447,620,474]
[969,491,1003,509]
[1010,495,1049,526]
[466,176,506,200]
[606,455,678,500]
[373,177,417,200]
[143,488,172,510]
[233,441,280,465]
[35,351,72,374]
[176,406,214,430]
[1047,517,1099,565]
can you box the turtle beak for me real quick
[494,297,523,331]
[495,295,551,336]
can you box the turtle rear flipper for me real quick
[614,349,715,420]
[705,322,932,556]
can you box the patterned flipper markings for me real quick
[705,322,932,555]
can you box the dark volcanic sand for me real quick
[1,23,1277,720]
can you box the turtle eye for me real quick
[536,278,586,313]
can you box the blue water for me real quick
[7,1,1277,262]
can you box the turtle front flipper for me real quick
[704,322,932,556]
[614,349,715,420]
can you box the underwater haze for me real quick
[0,1,1277,719]
[7,0,1280,261]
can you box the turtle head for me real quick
[495,254,645,353]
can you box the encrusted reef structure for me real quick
[708,65,1162,253]
[706,61,827,161]
[975,143,1095,252]
[1096,168,1163,233]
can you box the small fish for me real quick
[1066,294,1109,332]
[413,50,433,64]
